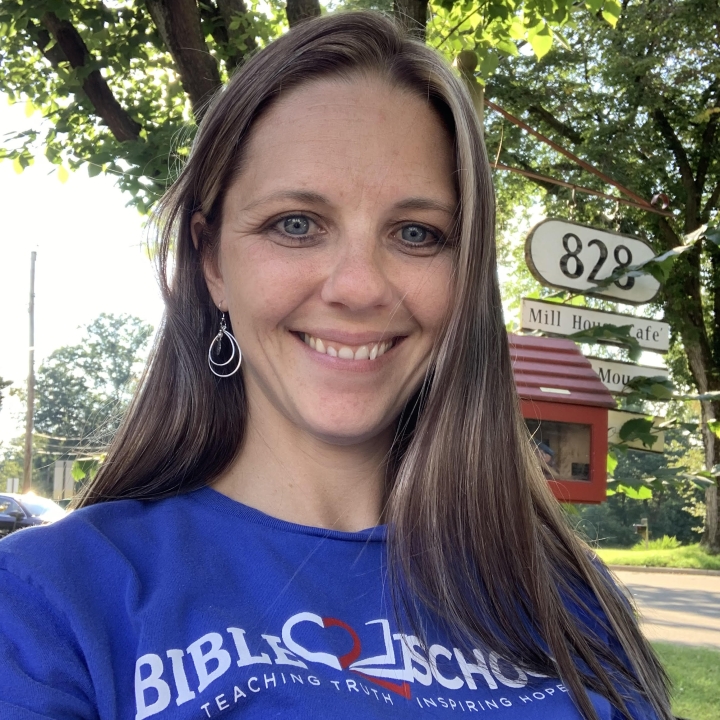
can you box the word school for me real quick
[134,612,546,719]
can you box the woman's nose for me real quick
[320,237,394,312]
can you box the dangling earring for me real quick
[208,312,242,377]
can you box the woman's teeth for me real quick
[301,333,395,360]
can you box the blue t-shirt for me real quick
[0,487,651,719]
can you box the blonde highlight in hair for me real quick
[77,12,671,720]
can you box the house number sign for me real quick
[525,219,660,305]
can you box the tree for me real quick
[486,0,720,549]
[34,313,153,442]
[0,376,11,412]
[0,0,618,210]
[0,313,153,495]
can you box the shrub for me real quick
[635,535,682,550]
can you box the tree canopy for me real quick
[34,313,153,443]
[0,0,618,210]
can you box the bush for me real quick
[635,535,681,550]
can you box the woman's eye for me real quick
[282,216,311,235]
[397,223,448,250]
[401,225,429,243]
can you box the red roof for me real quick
[509,334,615,409]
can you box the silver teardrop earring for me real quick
[208,312,242,378]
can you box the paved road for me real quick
[614,570,720,650]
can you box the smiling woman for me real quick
[0,11,671,720]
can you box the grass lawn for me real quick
[653,643,720,720]
[595,544,720,571]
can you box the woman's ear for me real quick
[190,211,206,251]
[192,211,226,310]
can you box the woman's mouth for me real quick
[298,332,400,360]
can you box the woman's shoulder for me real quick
[0,493,190,585]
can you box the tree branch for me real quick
[145,0,222,120]
[663,244,717,396]
[499,151,560,195]
[653,107,698,229]
[39,13,141,143]
[26,22,66,67]
[286,0,321,28]
[527,104,584,145]
[656,215,681,252]
[696,108,718,198]
[393,0,428,40]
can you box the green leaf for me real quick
[616,484,653,500]
[508,17,525,40]
[607,451,618,476]
[708,420,720,439]
[567,323,642,361]
[618,417,658,448]
[584,0,603,12]
[648,382,674,399]
[71,460,89,481]
[12,156,23,174]
[706,227,720,246]
[57,165,69,183]
[495,38,520,56]
[528,25,553,60]
[87,163,102,178]
[601,0,622,27]
[479,51,499,78]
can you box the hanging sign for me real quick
[587,357,668,394]
[521,299,670,353]
[608,410,665,454]
[525,219,660,304]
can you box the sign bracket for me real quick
[484,99,673,218]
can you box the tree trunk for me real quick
[701,397,720,553]
[393,0,428,40]
[145,0,222,120]
[656,214,720,553]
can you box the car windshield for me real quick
[20,496,64,517]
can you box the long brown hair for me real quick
[77,11,671,720]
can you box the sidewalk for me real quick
[608,564,720,577]
[614,569,720,650]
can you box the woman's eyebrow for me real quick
[393,197,456,215]
[239,191,455,216]
[241,190,332,213]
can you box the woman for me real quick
[0,12,671,720]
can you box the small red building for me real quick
[509,334,615,504]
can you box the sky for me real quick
[0,96,165,444]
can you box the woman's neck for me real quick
[211,393,393,532]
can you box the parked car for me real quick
[0,493,66,537]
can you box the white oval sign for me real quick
[525,219,660,304]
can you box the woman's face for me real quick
[202,76,457,445]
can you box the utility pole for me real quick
[22,251,36,494]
